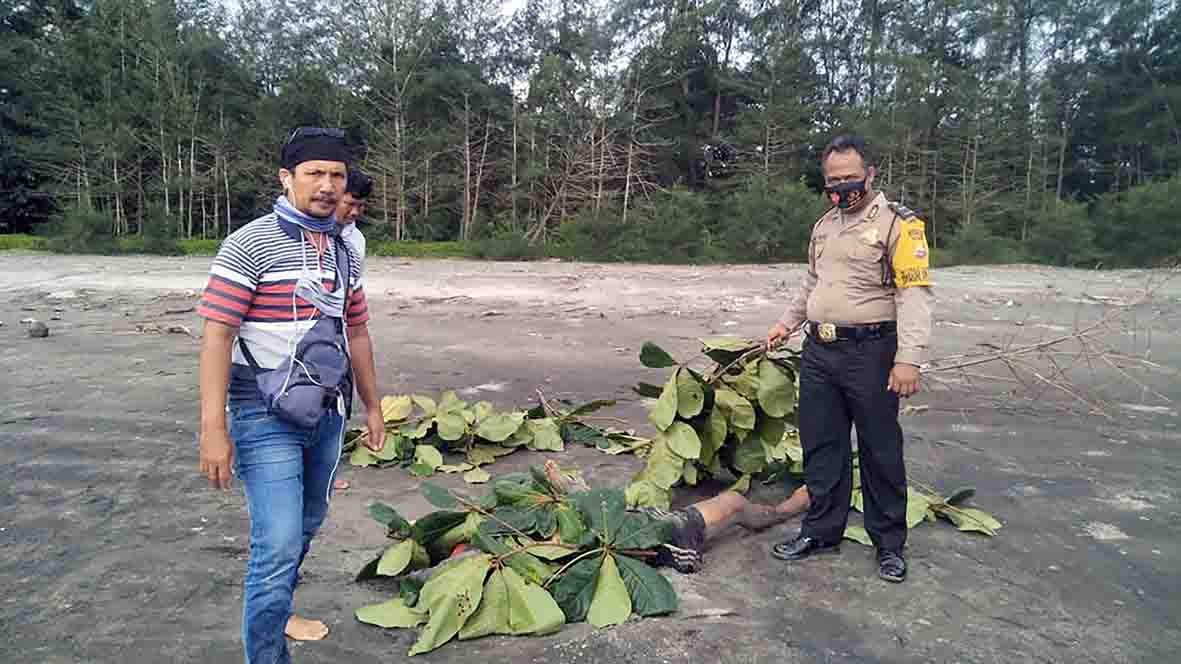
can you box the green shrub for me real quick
[715,177,828,262]
[467,229,545,261]
[941,223,1026,265]
[1026,200,1099,267]
[0,233,49,251]
[1092,176,1181,267]
[367,240,470,259]
[45,206,119,254]
[179,239,222,255]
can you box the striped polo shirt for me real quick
[198,213,370,399]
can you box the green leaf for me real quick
[675,368,705,419]
[368,502,411,535]
[587,554,632,628]
[421,482,460,509]
[662,421,702,460]
[613,510,673,550]
[755,413,787,447]
[408,554,492,656]
[525,418,565,452]
[633,382,665,399]
[944,487,977,506]
[561,421,607,447]
[550,556,601,623]
[714,388,756,430]
[435,412,468,441]
[461,409,477,425]
[412,395,437,416]
[467,447,498,466]
[733,435,768,475]
[842,525,873,546]
[519,539,577,561]
[723,361,761,400]
[757,359,797,417]
[438,390,465,413]
[475,411,527,442]
[400,578,424,607]
[437,463,475,474]
[625,480,670,509]
[701,336,755,366]
[414,445,444,470]
[458,567,564,639]
[682,460,698,486]
[377,539,430,577]
[373,435,401,461]
[381,395,414,422]
[412,510,468,546]
[907,488,933,528]
[852,487,864,512]
[463,468,491,484]
[638,437,684,490]
[473,401,495,422]
[409,462,436,477]
[938,506,1001,535]
[406,418,433,440]
[615,553,677,617]
[350,445,379,467]
[699,409,727,466]
[557,505,594,547]
[566,399,617,418]
[649,370,680,432]
[574,489,628,545]
[356,597,427,629]
[639,341,678,368]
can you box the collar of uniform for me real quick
[835,191,888,233]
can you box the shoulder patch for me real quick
[888,201,917,220]
[891,217,931,288]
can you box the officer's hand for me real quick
[364,410,387,452]
[766,323,791,349]
[199,428,235,491]
[888,363,922,397]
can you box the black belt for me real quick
[806,320,897,343]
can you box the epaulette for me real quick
[888,201,919,220]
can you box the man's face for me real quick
[822,149,873,189]
[822,149,877,211]
[336,193,366,226]
[280,160,347,218]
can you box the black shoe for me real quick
[771,535,840,561]
[877,549,906,582]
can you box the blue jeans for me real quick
[229,402,344,664]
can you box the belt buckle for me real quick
[817,323,837,343]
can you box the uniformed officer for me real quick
[765,134,932,583]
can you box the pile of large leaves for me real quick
[628,338,1002,542]
[355,466,679,656]
[347,391,624,483]
[626,338,803,508]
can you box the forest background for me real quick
[1,0,1179,267]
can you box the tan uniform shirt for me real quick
[779,191,933,366]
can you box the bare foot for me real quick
[333,478,350,491]
[774,486,811,516]
[285,615,329,641]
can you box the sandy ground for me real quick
[1,253,1179,664]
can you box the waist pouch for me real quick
[240,316,353,429]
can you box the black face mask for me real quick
[825,180,867,210]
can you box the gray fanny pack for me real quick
[238,237,354,429]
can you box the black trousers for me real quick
[798,333,907,552]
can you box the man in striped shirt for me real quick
[197,127,386,663]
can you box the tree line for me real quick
[1,0,1179,266]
